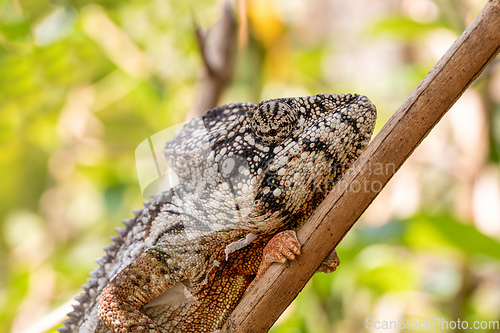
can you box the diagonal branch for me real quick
[221,0,500,332]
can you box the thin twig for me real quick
[186,1,237,120]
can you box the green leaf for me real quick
[406,213,500,260]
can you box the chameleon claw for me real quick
[317,249,340,273]
[262,229,301,264]
[245,230,301,293]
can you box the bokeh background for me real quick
[1,0,500,332]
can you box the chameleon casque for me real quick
[60,93,376,332]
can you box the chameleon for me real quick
[59,93,376,332]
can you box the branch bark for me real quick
[221,0,500,332]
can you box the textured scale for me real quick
[60,93,376,333]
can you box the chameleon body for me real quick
[60,93,376,332]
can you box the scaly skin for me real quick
[59,93,376,333]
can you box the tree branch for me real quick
[221,0,500,332]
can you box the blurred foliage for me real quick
[1,0,499,332]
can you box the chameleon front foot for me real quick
[246,230,301,293]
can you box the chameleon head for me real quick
[245,93,377,231]
[163,93,376,233]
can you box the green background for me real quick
[1,0,500,332]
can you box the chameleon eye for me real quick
[250,101,298,144]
